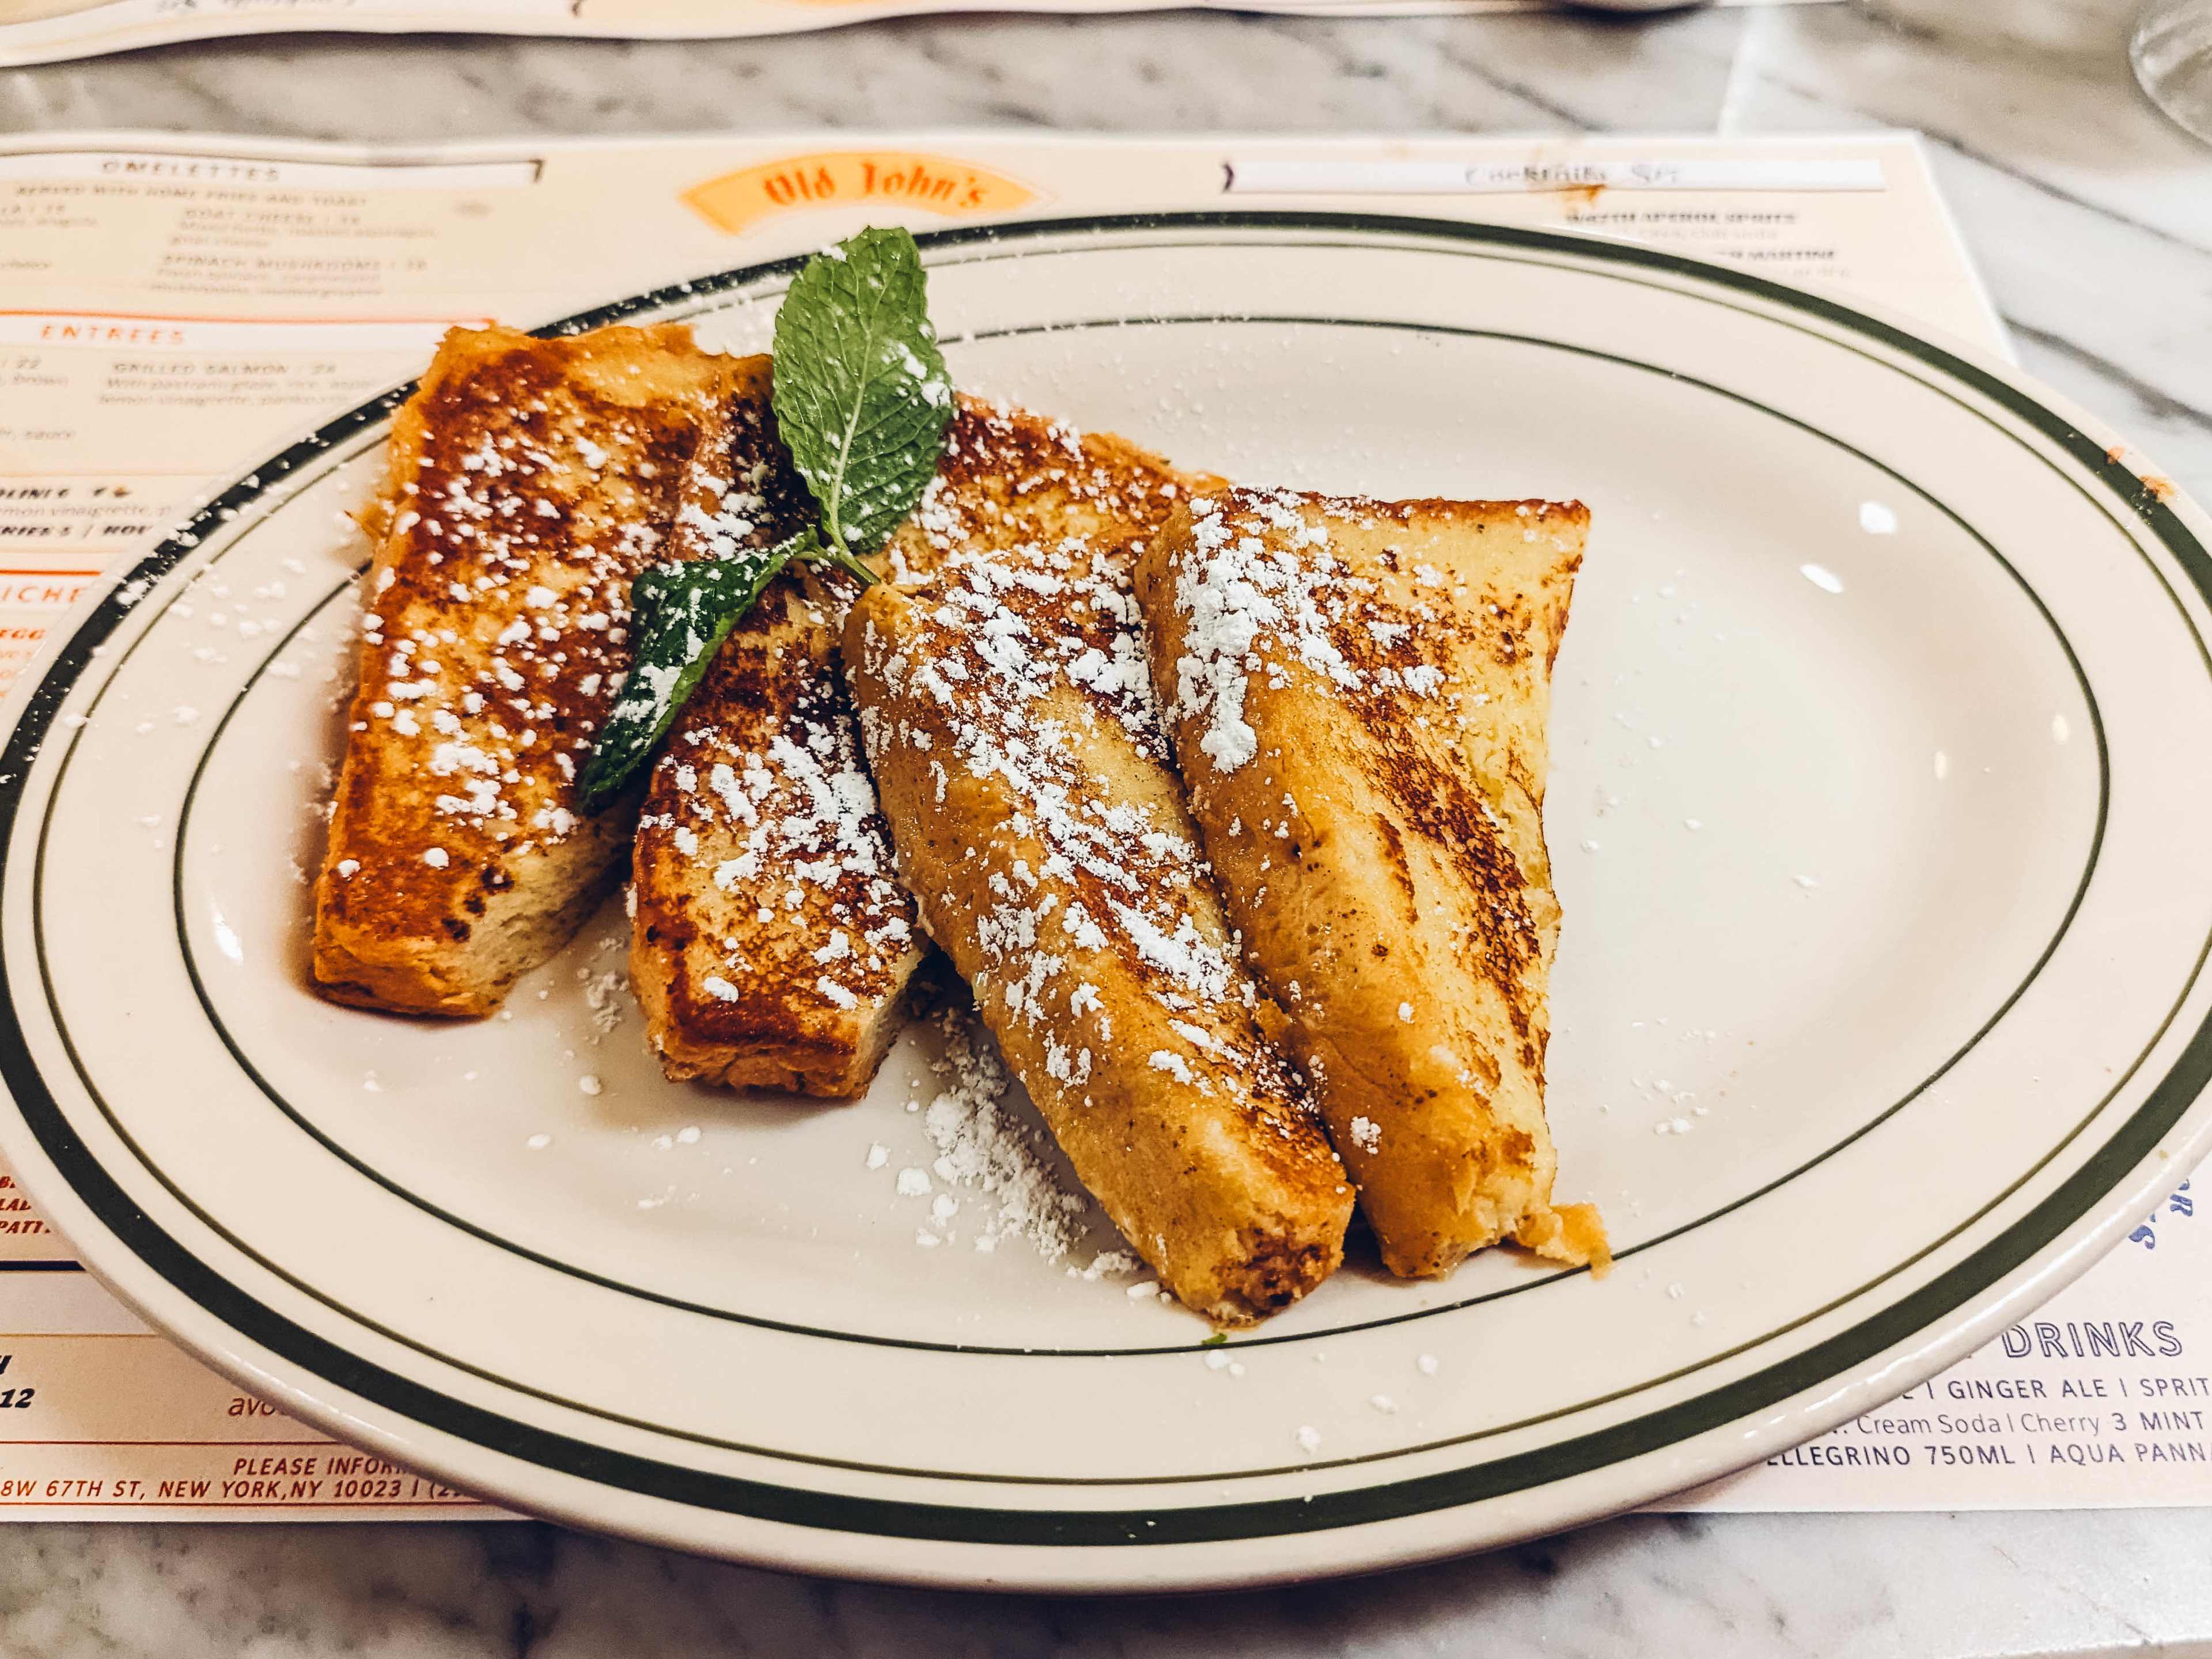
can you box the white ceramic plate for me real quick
[5,214,2211,1590]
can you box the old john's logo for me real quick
[683,151,1039,234]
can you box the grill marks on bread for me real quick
[313,324,738,1017]
[1135,486,1607,1280]
[631,573,926,1095]
[627,368,925,1097]
[843,439,1354,1323]
[624,395,1156,1097]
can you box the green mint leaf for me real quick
[577,228,955,801]
[772,226,955,561]
[577,531,815,811]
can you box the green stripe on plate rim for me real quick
[0,212,2205,1547]
[75,305,2102,1485]
[143,313,2108,1378]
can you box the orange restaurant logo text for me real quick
[681,151,1039,234]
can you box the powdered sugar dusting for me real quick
[1169,490,1350,772]
[626,381,917,1064]
[858,543,1262,1044]
[321,332,740,911]
[853,483,1335,1185]
[637,581,915,1029]
[1164,487,1522,783]
[903,1008,1088,1260]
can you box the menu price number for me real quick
[0,1355,35,1411]
[6,353,65,391]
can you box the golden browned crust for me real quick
[879,398,1199,582]
[626,393,1164,1099]
[1134,486,1607,1279]
[623,361,927,1097]
[312,323,740,1017]
[842,438,1354,1324]
[631,577,927,1097]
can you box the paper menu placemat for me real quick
[1661,1182,2212,1512]
[0,0,1836,69]
[2,127,2195,1521]
[0,127,1996,696]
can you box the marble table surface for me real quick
[5,1,2212,1653]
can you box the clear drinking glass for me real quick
[2134,0,2212,143]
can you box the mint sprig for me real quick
[575,531,813,810]
[772,228,955,567]
[577,227,953,809]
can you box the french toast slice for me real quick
[628,565,928,1096]
[628,396,1195,1098]
[621,365,925,1097]
[1134,487,1607,1280]
[313,323,742,1017]
[843,440,1355,1323]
